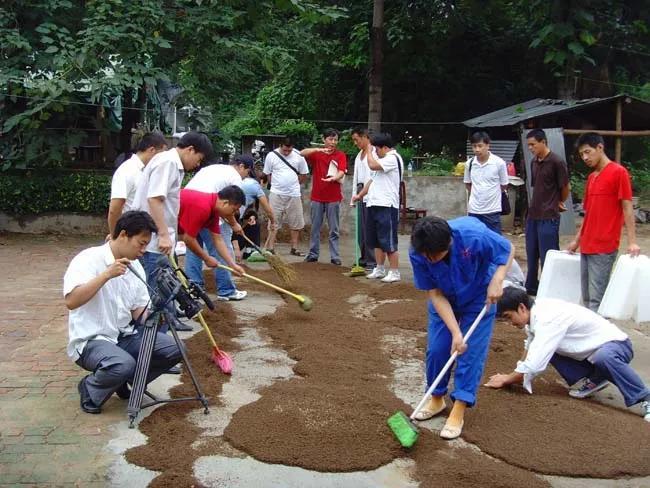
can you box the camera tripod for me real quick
[126,266,210,428]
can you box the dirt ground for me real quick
[3,220,649,487]
[124,237,650,486]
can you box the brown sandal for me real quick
[290,248,305,257]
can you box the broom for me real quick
[349,203,366,277]
[387,305,488,447]
[168,255,234,374]
[240,233,297,285]
[217,263,313,311]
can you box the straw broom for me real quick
[241,234,297,285]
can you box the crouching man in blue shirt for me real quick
[409,216,513,439]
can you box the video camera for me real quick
[151,255,215,319]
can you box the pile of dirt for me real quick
[124,303,239,487]
[465,322,650,478]
[128,261,649,486]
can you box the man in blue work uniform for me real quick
[409,216,513,439]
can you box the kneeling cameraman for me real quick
[64,211,182,414]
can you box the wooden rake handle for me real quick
[410,305,489,421]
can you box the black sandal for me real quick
[290,248,305,257]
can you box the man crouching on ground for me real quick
[64,211,182,414]
[486,286,650,422]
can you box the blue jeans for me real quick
[525,218,560,294]
[141,251,172,333]
[468,212,501,234]
[425,303,496,407]
[550,339,649,407]
[184,224,237,297]
[307,201,341,261]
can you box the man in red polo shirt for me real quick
[567,132,640,312]
[301,128,348,265]
[179,185,245,277]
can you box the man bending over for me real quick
[486,286,649,422]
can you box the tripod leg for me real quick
[127,315,159,428]
[167,322,210,414]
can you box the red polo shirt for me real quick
[580,162,632,254]
[306,150,348,203]
[179,189,220,237]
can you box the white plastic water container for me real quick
[536,250,582,304]
[635,257,650,323]
[598,254,649,321]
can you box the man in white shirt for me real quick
[263,137,309,256]
[463,132,508,234]
[64,211,181,414]
[107,133,168,236]
[134,132,212,257]
[352,133,403,283]
[133,132,212,331]
[486,287,650,422]
[183,157,253,301]
[349,127,376,271]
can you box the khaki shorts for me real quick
[269,193,305,230]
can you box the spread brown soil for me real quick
[126,262,648,486]
[465,323,650,477]
[124,303,239,487]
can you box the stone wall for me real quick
[0,176,468,235]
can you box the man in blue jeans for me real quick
[524,129,570,295]
[133,132,212,332]
[183,156,255,300]
[487,287,650,423]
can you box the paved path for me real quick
[0,234,122,486]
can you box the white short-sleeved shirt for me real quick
[352,148,376,203]
[63,243,150,361]
[263,150,309,198]
[366,149,403,209]
[110,154,145,212]
[463,152,508,214]
[184,164,243,194]
[515,298,628,393]
[133,148,184,253]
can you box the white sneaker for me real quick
[366,267,386,279]
[217,290,248,301]
[381,270,401,283]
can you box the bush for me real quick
[0,171,111,215]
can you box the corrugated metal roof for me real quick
[462,94,641,128]
[466,140,519,162]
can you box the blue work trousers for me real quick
[525,218,560,294]
[425,304,497,407]
[550,339,649,407]
[185,224,237,298]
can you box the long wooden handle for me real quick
[410,305,489,420]
[241,234,265,255]
[218,263,304,303]
[168,255,222,352]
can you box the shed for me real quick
[463,94,650,162]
